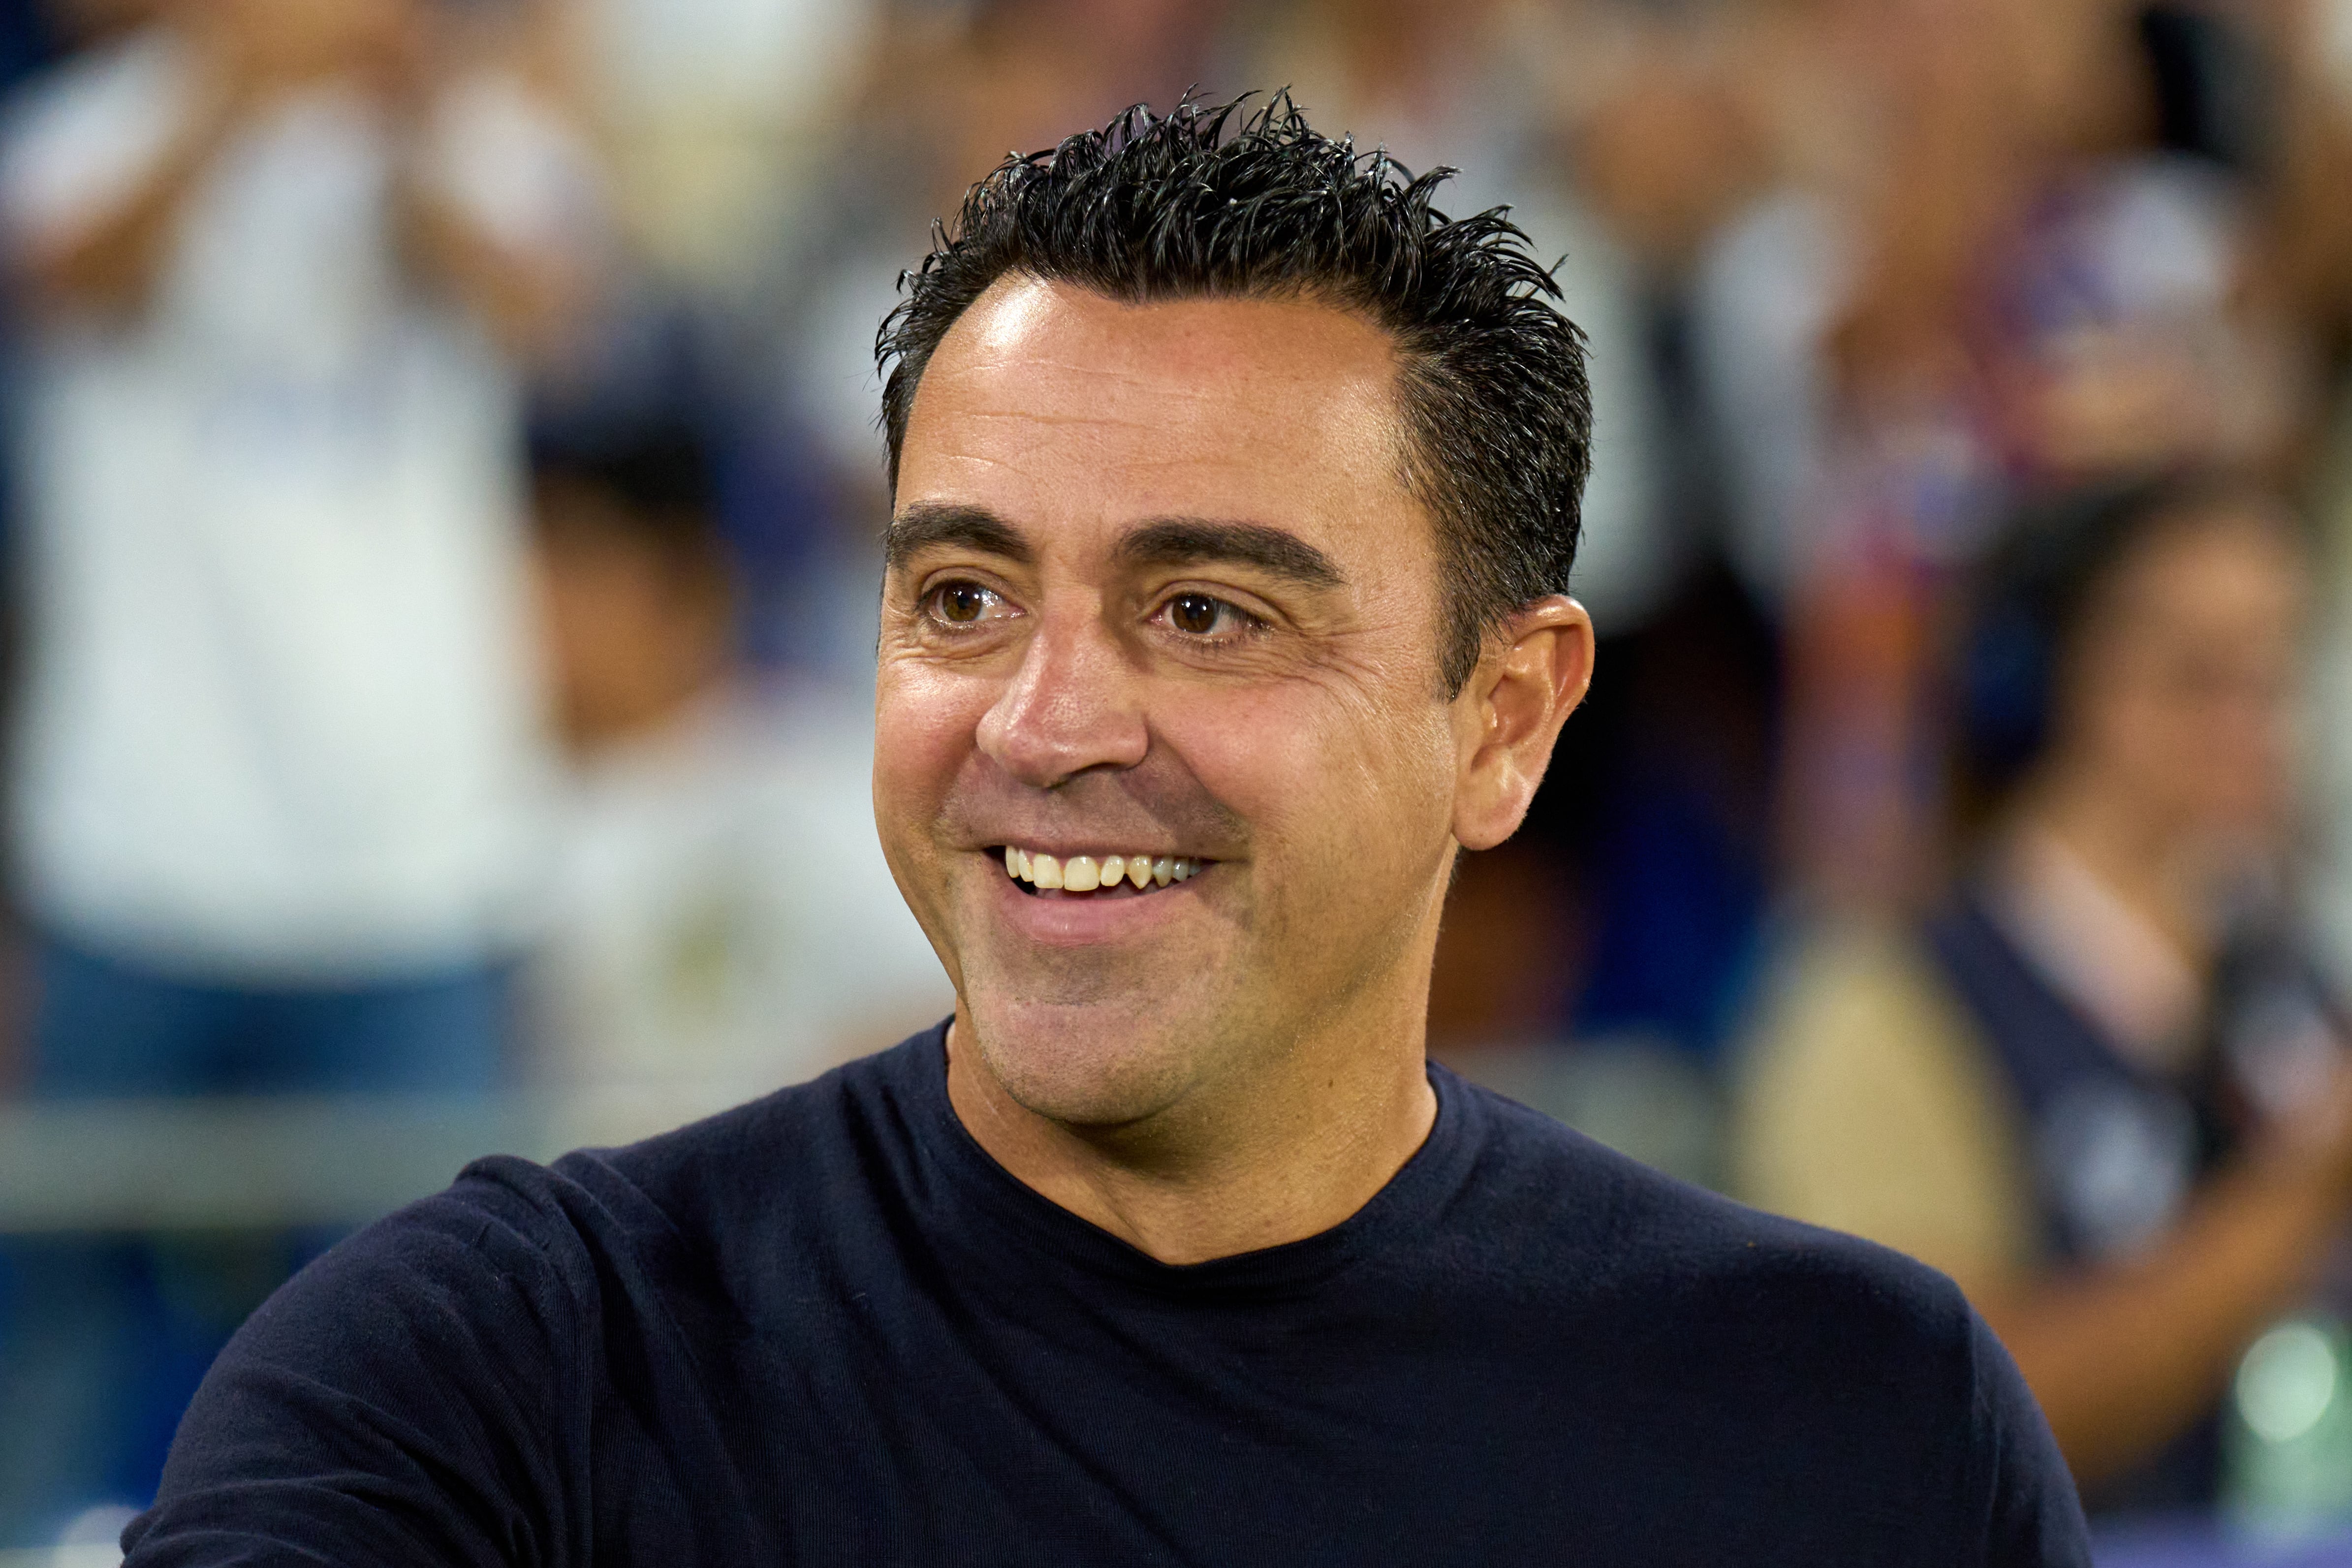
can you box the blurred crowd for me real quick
[5,0,2352,1551]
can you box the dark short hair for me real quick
[531,420,716,522]
[876,93,1592,694]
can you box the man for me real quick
[124,97,2090,1565]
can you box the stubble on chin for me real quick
[956,964,1240,1131]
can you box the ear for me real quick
[1448,596,1594,851]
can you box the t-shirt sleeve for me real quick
[1964,1311,2092,1567]
[121,1164,588,1568]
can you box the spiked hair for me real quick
[876,93,1592,693]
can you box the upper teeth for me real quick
[1003,847,1200,890]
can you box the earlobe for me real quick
[1451,597,1593,851]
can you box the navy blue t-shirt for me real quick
[125,1025,2089,1565]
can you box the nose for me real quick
[975,601,1149,788]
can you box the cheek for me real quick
[1159,677,1456,874]
[2097,693,2193,786]
[2189,704,2296,814]
[2101,688,2280,815]
[873,661,992,850]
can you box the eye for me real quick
[924,581,1011,627]
[1159,592,1259,640]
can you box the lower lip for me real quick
[986,858,1207,944]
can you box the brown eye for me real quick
[1169,593,1221,635]
[935,583,993,624]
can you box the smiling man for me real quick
[125,98,2090,1566]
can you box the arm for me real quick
[1967,1311,2094,1567]
[392,43,603,364]
[16,0,409,319]
[15,57,249,317]
[1976,1122,2352,1486]
[398,180,581,360]
[123,1167,582,1567]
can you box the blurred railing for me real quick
[0,1548,118,1568]
[0,1043,1730,1234]
[0,1083,763,1234]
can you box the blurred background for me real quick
[4,0,2352,1560]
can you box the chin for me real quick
[962,992,1206,1129]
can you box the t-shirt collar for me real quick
[895,1020,1485,1303]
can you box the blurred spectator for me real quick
[1526,1,1780,1057]
[1733,472,2352,1515]
[526,414,951,1133]
[0,0,600,1539]
[2280,0,2352,1013]
[1695,0,2310,909]
[0,0,60,121]
[540,0,888,685]
[562,0,879,305]
[779,0,1240,470]
[0,0,602,1074]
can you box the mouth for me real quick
[994,845,1210,898]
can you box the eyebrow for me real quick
[884,503,1034,570]
[883,505,1346,593]
[1115,518,1346,590]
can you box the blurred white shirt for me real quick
[0,32,596,980]
[581,0,877,291]
[529,681,953,1121]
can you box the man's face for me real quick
[876,277,1470,1128]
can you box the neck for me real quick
[2011,768,2208,964]
[943,999,1440,1268]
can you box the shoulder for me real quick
[1447,1082,2087,1560]
[1460,1070,1977,1336]
[530,1030,945,1267]
[130,1035,947,1561]
[1443,1076,2029,1477]
[232,1031,941,1345]
[1496,1067,1957,1279]
[211,1135,623,1396]
[128,1151,615,1563]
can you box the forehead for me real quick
[896,277,1422,561]
[2101,505,2307,628]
